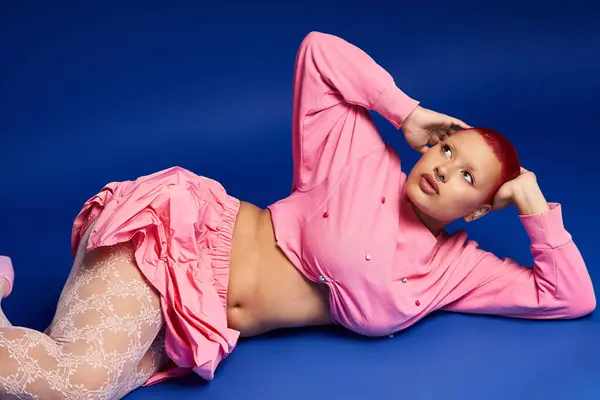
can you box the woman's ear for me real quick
[463,205,492,222]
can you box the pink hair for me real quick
[470,127,520,204]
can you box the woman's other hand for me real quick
[492,167,549,215]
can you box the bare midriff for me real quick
[225,201,331,337]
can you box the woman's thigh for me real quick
[43,223,167,398]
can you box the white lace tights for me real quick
[0,226,169,399]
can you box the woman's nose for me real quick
[434,167,446,182]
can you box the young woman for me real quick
[0,31,595,399]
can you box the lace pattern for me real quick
[0,226,168,399]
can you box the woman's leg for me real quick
[0,279,12,328]
[0,234,169,399]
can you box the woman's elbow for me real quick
[301,31,325,48]
[563,286,596,318]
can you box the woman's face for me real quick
[406,130,502,224]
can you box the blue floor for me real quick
[1,2,599,399]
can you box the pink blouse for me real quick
[267,31,596,336]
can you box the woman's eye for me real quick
[463,171,473,184]
[442,145,452,157]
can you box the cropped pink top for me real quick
[267,31,596,336]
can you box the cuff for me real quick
[519,203,572,249]
[372,84,420,129]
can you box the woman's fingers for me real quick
[450,117,472,130]
[428,135,441,146]
[418,145,430,154]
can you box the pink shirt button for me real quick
[323,211,329,218]
[365,254,372,261]
[415,300,421,306]
[381,197,386,203]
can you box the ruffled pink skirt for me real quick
[70,166,241,385]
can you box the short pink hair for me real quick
[470,127,520,204]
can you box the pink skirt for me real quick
[70,166,241,386]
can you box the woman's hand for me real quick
[402,106,471,154]
[492,167,537,210]
[492,167,550,215]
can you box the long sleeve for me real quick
[290,31,419,192]
[441,203,596,319]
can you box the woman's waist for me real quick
[226,204,331,337]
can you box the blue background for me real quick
[1,1,599,399]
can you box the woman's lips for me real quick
[420,173,439,195]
